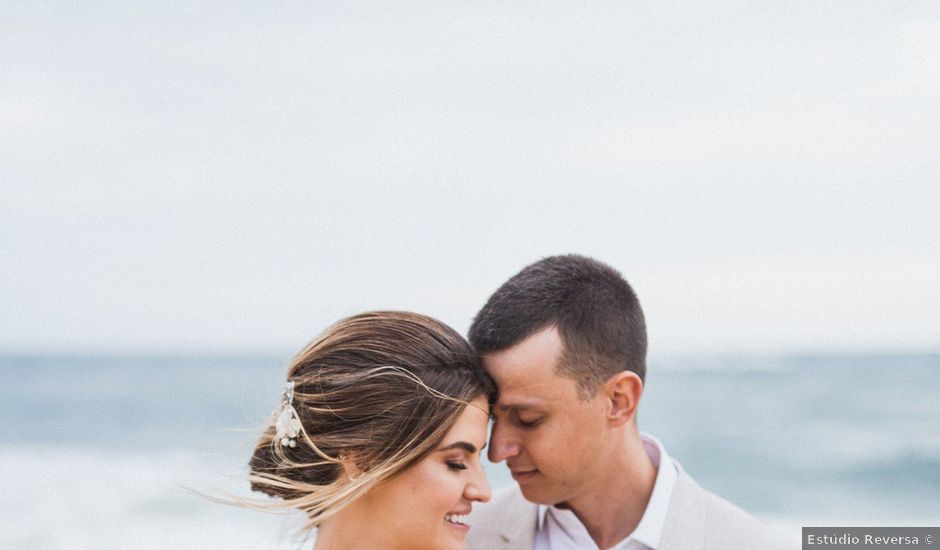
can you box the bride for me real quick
[248,311,493,550]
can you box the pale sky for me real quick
[2,2,938,355]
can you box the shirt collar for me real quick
[629,433,677,548]
[536,432,678,549]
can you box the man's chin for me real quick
[517,479,564,506]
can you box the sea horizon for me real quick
[3,351,938,549]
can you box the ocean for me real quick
[2,353,938,549]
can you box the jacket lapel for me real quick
[495,489,538,550]
[658,467,706,550]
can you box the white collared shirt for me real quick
[533,433,678,550]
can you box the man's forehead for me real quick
[488,366,561,391]
[492,377,574,410]
[481,326,565,376]
[483,350,558,376]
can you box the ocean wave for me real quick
[0,447,310,550]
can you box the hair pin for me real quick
[274,380,301,448]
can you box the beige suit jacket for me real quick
[467,468,797,550]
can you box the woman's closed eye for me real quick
[438,441,482,470]
[446,461,468,471]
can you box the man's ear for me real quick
[604,371,643,427]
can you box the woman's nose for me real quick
[466,463,492,503]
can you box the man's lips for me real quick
[510,468,538,482]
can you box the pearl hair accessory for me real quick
[274,380,302,448]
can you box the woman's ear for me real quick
[604,371,643,427]
[340,453,364,481]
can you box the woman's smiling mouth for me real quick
[444,513,470,532]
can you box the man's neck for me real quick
[557,436,658,549]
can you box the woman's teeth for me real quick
[444,514,467,525]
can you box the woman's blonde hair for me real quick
[248,311,494,527]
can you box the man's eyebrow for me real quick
[494,401,544,413]
[437,441,484,453]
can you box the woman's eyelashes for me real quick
[446,461,468,471]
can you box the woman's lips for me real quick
[445,521,470,533]
[444,514,470,533]
[444,510,471,534]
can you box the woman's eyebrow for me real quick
[437,441,483,453]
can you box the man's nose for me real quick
[487,421,520,463]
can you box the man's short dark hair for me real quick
[469,254,647,397]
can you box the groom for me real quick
[466,255,792,550]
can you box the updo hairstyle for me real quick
[248,311,494,526]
